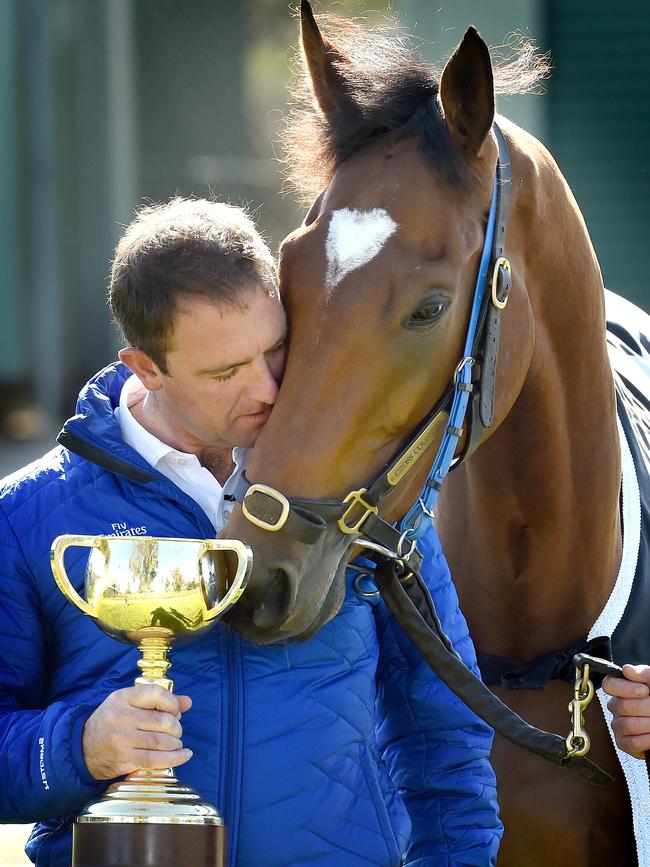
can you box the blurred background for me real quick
[1,0,649,462]
[0,0,648,858]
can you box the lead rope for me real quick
[372,558,612,786]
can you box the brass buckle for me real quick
[491,256,512,310]
[338,488,378,536]
[242,483,290,532]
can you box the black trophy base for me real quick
[71,820,226,867]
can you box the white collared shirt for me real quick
[115,374,249,532]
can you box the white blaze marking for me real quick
[325,208,397,292]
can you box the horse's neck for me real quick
[437,129,622,660]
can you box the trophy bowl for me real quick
[50,534,253,867]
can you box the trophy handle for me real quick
[200,539,253,622]
[50,534,100,618]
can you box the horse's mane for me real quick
[281,13,550,204]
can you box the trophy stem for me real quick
[135,636,173,691]
[73,637,226,866]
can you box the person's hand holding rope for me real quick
[603,665,650,759]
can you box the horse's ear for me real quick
[300,0,357,120]
[439,27,494,154]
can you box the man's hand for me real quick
[603,664,650,759]
[82,685,193,780]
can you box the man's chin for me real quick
[230,425,264,450]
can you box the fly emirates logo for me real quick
[108,522,148,537]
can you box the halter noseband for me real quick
[234,123,513,568]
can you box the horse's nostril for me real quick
[250,567,295,631]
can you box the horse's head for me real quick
[223,2,540,644]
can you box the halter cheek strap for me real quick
[400,122,513,537]
[464,124,513,452]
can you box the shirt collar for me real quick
[231,446,251,473]
[117,375,179,469]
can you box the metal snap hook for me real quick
[354,539,400,561]
[397,528,418,561]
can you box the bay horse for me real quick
[223,3,641,864]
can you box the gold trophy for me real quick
[50,534,253,867]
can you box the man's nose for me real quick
[249,357,280,405]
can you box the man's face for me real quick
[154,288,287,450]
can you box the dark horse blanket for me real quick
[597,290,650,864]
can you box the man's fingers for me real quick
[131,747,193,771]
[603,674,650,700]
[611,708,650,758]
[177,695,192,714]
[607,695,650,719]
[613,738,648,761]
[611,707,650,736]
[132,730,184,753]
[622,663,650,685]
[81,687,194,780]
[127,685,184,714]
[132,707,183,738]
[610,714,650,759]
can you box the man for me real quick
[0,197,501,866]
[603,666,650,758]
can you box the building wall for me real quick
[547,0,649,308]
[0,0,26,381]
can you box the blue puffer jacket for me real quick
[0,363,502,866]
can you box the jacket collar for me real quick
[58,363,159,483]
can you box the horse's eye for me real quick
[404,296,450,330]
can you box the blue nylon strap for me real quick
[400,173,499,539]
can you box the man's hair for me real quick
[109,197,278,372]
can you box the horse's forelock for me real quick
[281,11,550,205]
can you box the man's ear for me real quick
[118,347,164,392]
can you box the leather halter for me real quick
[234,123,513,562]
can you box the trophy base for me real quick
[72,820,226,867]
[71,769,226,867]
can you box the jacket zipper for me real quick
[221,628,244,867]
[174,496,245,863]
[182,504,244,865]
